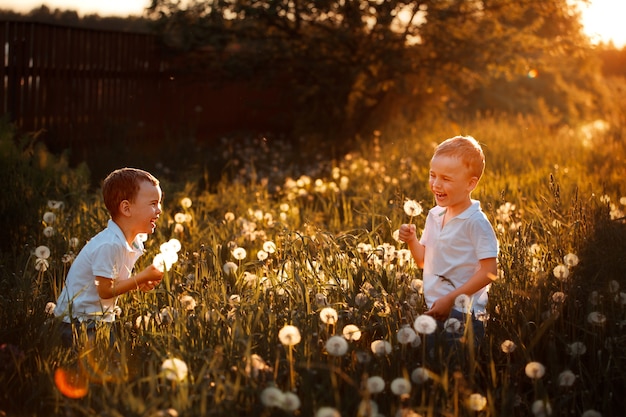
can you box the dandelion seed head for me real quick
[223,261,238,275]
[45,302,56,315]
[281,392,301,412]
[224,212,235,222]
[567,341,586,356]
[179,295,197,311]
[587,311,607,326]
[581,410,602,417]
[553,264,570,281]
[355,292,369,307]
[35,258,49,271]
[43,211,56,224]
[35,245,51,259]
[232,247,247,260]
[278,325,301,346]
[525,361,546,379]
[413,315,437,335]
[370,340,392,356]
[260,386,285,407]
[444,318,462,334]
[390,377,411,396]
[531,399,552,417]
[319,307,338,325]
[342,324,362,341]
[410,278,423,293]
[558,369,576,387]
[500,340,516,353]
[397,326,417,344]
[608,280,620,293]
[454,294,471,312]
[325,335,349,356]
[180,197,192,208]
[411,367,430,384]
[467,393,487,411]
[161,358,188,382]
[403,199,423,217]
[315,407,341,417]
[263,240,277,253]
[366,376,385,394]
[563,253,579,267]
[551,292,566,304]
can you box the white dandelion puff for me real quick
[278,325,301,346]
[161,358,188,382]
[370,340,392,356]
[325,335,349,356]
[366,376,385,394]
[467,393,487,411]
[413,315,437,335]
[390,377,411,396]
[558,369,576,387]
[396,326,417,345]
[232,247,247,260]
[525,361,546,379]
[319,307,338,325]
[342,324,362,341]
[501,340,517,353]
[411,367,430,384]
[260,386,285,407]
[403,199,423,217]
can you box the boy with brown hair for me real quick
[55,167,164,346]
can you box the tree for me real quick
[146,0,606,142]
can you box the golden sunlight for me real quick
[578,0,626,47]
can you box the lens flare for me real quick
[54,367,89,399]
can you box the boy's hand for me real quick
[425,294,454,321]
[138,264,164,292]
[398,223,418,244]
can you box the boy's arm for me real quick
[96,264,164,299]
[425,257,497,320]
[398,223,425,268]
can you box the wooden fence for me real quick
[1,20,290,164]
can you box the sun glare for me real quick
[578,0,626,47]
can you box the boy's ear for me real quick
[119,199,132,217]
[468,176,479,191]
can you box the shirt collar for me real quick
[107,219,144,253]
[431,200,481,221]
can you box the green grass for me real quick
[0,114,625,416]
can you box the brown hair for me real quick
[102,168,159,218]
[433,135,485,179]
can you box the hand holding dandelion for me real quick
[398,223,418,245]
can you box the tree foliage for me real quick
[146,0,608,141]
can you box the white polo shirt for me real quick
[419,200,498,315]
[55,219,144,323]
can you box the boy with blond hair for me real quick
[55,167,164,346]
[399,135,498,343]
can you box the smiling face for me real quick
[128,180,163,236]
[428,155,477,216]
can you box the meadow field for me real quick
[1,114,625,417]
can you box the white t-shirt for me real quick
[55,219,144,323]
[419,200,498,315]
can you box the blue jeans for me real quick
[425,309,485,368]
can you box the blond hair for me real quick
[102,168,159,218]
[433,135,485,179]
